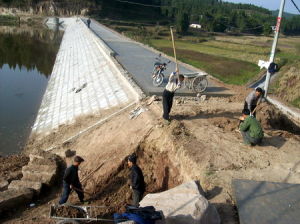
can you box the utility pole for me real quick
[264,0,286,97]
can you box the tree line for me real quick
[1,0,299,35]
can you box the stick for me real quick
[71,186,94,196]
[170,26,179,73]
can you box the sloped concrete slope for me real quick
[32,18,138,135]
[140,181,221,224]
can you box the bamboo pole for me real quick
[170,26,179,74]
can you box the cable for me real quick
[115,0,163,8]
[290,0,300,14]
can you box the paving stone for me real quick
[8,180,42,195]
[0,178,9,191]
[32,18,136,134]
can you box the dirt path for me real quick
[2,92,300,224]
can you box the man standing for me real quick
[162,72,184,121]
[128,154,145,207]
[87,18,91,28]
[244,87,264,117]
[59,156,85,204]
[239,109,264,146]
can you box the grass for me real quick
[95,18,300,86]
[0,15,18,25]
[291,98,300,108]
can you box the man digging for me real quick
[162,71,184,123]
[239,109,264,146]
[59,156,85,205]
[244,87,264,117]
[127,154,145,207]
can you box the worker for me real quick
[239,109,264,146]
[59,156,85,204]
[87,18,91,28]
[162,71,184,122]
[244,87,264,117]
[127,154,145,207]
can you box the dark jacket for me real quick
[63,165,81,186]
[130,165,145,192]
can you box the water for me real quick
[0,26,63,155]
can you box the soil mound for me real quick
[55,206,86,218]
[257,102,300,135]
[0,154,29,182]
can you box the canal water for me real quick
[0,26,63,155]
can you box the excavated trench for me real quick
[57,142,183,220]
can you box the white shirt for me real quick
[165,72,182,92]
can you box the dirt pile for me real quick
[54,206,86,218]
[257,102,300,135]
[0,154,29,183]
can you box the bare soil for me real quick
[2,92,300,224]
[54,206,86,218]
[0,154,29,183]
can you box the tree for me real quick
[176,12,189,33]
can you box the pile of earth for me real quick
[54,206,86,218]
[0,154,29,183]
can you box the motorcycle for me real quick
[151,54,171,87]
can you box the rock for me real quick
[0,188,34,214]
[200,95,207,101]
[65,149,76,157]
[0,179,9,191]
[8,180,42,195]
[140,181,220,224]
[6,171,23,182]
[119,221,136,224]
[147,95,159,105]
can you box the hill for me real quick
[272,10,298,18]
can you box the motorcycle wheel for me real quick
[153,73,164,87]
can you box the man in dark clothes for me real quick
[244,87,264,117]
[162,72,184,121]
[128,154,145,207]
[87,18,91,28]
[59,156,85,204]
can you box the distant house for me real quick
[189,24,202,29]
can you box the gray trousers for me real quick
[132,189,144,207]
[241,131,262,145]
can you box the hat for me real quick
[127,153,137,164]
[74,156,84,163]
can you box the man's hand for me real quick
[70,185,74,189]
[130,186,132,190]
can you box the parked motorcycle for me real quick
[151,54,171,87]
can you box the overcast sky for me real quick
[223,0,299,14]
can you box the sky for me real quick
[223,0,299,14]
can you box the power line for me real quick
[115,0,163,8]
[290,0,300,13]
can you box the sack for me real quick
[126,206,163,221]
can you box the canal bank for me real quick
[31,18,140,136]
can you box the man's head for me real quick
[73,156,84,166]
[242,109,251,118]
[178,74,184,82]
[127,154,137,168]
[255,87,263,97]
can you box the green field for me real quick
[98,19,300,91]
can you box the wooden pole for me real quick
[170,26,179,74]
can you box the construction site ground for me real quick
[1,85,300,224]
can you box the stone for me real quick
[139,181,220,224]
[119,221,136,224]
[0,179,9,191]
[0,188,34,213]
[8,180,42,195]
[22,171,56,186]
[200,95,207,101]
[65,149,76,157]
